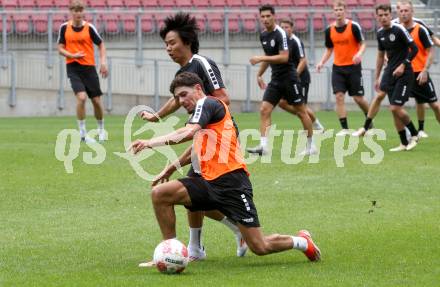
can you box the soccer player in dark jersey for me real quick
[57,0,108,143]
[353,4,419,151]
[131,72,321,263]
[396,0,440,138]
[316,0,370,136]
[137,13,247,267]
[247,5,316,156]
[279,19,324,133]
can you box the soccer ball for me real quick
[153,239,189,274]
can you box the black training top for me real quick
[288,34,311,84]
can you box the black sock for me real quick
[364,118,373,130]
[339,117,348,129]
[406,121,418,137]
[398,130,409,146]
[418,120,424,131]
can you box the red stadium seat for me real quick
[18,0,36,8]
[102,14,120,34]
[242,0,260,8]
[35,0,53,8]
[277,0,294,7]
[345,0,359,8]
[241,13,258,33]
[276,12,292,23]
[312,13,325,31]
[155,13,173,31]
[176,0,192,8]
[292,14,307,32]
[208,13,224,33]
[107,0,125,8]
[310,0,326,8]
[13,14,32,34]
[52,14,68,34]
[194,13,207,33]
[121,14,137,33]
[141,14,155,33]
[293,0,309,7]
[32,14,48,34]
[158,0,175,8]
[53,0,69,8]
[125,0,141,8]
[192,0,209,8]
[359,0,375,7]
[226,0,242,7]
[87,0,106,8]
[356,12,375,32]
[210,0,224,7]
[2,0,18,8]
[140,0,158,8]
[227,13,241,33]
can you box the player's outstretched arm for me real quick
[151,146,192,186]
[250,50,289,65]
[316,48,333,72]
[374,51,385,92]
[140,97,181,122]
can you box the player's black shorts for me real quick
[411,72,438,104]
[67,62,102,98]
[380,69,414,106]
[263,76,304,106]
[300,82,310,104]
[178,169,260,228]
[332,64,364,96]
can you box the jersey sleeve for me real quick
[300,40,307,57]
[188,98,225,128]
[276,30,289,52]
[193,58,225,95]
[397,25,414,45]
[291,38,303,60]
[351,21,365,43]
[88,23,103,45]
[415,19,434,36]
[57,24,67,44]
[377,32,385,51]
[419,26,433,49]
[324,27,333,48]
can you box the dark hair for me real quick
[159,12,199,54]
[259,4,275,14]
[375,3,392,13]
[280,19,293,27]
[169,72,204,94]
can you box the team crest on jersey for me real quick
[389,33,396,42]
[270,39,275,47]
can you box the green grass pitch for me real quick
[1,110,439,286]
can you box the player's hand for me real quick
[392,64,405,78]
[129,139,150,155]
[352,54,362,65]
[315,62,323,73]
[417,70,428,85]
[71,51,85,59]
[139,111,159,122]
[249,56,261,65]
[100,63,108,78]
[257,76,267,90]
[374,79,381,93]
[151,166,175,187]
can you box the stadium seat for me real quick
[155,13,174,31]
[36,0,53,8]
[192,0,209,8]
[53,0,69,8]
[359,0,375,7]
[293,0,309,7]
[345,0,359,8]
[292,14,307,32]
[210,0,224,7]
[241,13,258,33]
[18,0,36,8]
[226,0,242,8]
[125,0,141,8]
[13,14,32,35]
[208,13,224,33]
[176,0,192,8]
[140,0,158,8]
[52,14,68,34]
[242,0,260,8]
[276,12,292,22]
[32,14,48,34]
[2,0,18,9]
[141,13,155,33]
[120,14,137,33]
[312,13,325,31]
[158,0,175,8]
[356,12,375,32]
[87,0,106,9]
[277,0,294,7]
[107,0,125,8]
[194,13,207,33]
[310,0,326,8]
[102,14,120,34]
[227,13,241,33]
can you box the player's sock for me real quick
[188,228,202,250]
[78,119,87,138]
[339,117,348,129]
[418,120,424,131]
[97,119,104,132]
[313,119,324,130]
[260,137,267,149]
[307,136,314,150]
[405,121,418,137]
[363,117,373,130]
[291,236,308,251]
[398,130,409,146]
[220,217,239,234]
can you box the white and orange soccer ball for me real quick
[153,239,189,274]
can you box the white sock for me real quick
[220,216,240,234]
[260,137,268,148]
[291,236,308,251]
[78,120,86,137]
[313,119,323,129]
[188,228,202,250]
[307,136,314,149]
[97,119,104,132]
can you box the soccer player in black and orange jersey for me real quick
[353,4,420,151]
[131,72,321,262]
[247,5,316,156]
[316,0,370,136]
[396,0,440,138]
[137,13,247,267]
[57,0,108,143]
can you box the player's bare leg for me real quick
[247,101,274,155]
[353,91,386,136]
[335,92,350,136]
[279,99,324,132]
[389,105,418,151]
[75,92,95,143]
[353,95,370,114]
[91,96,106,141]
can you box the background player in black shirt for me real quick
[279,19,324,133]
[353,4,419,152]
[247,5,315,156]
[137,13,247,268]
